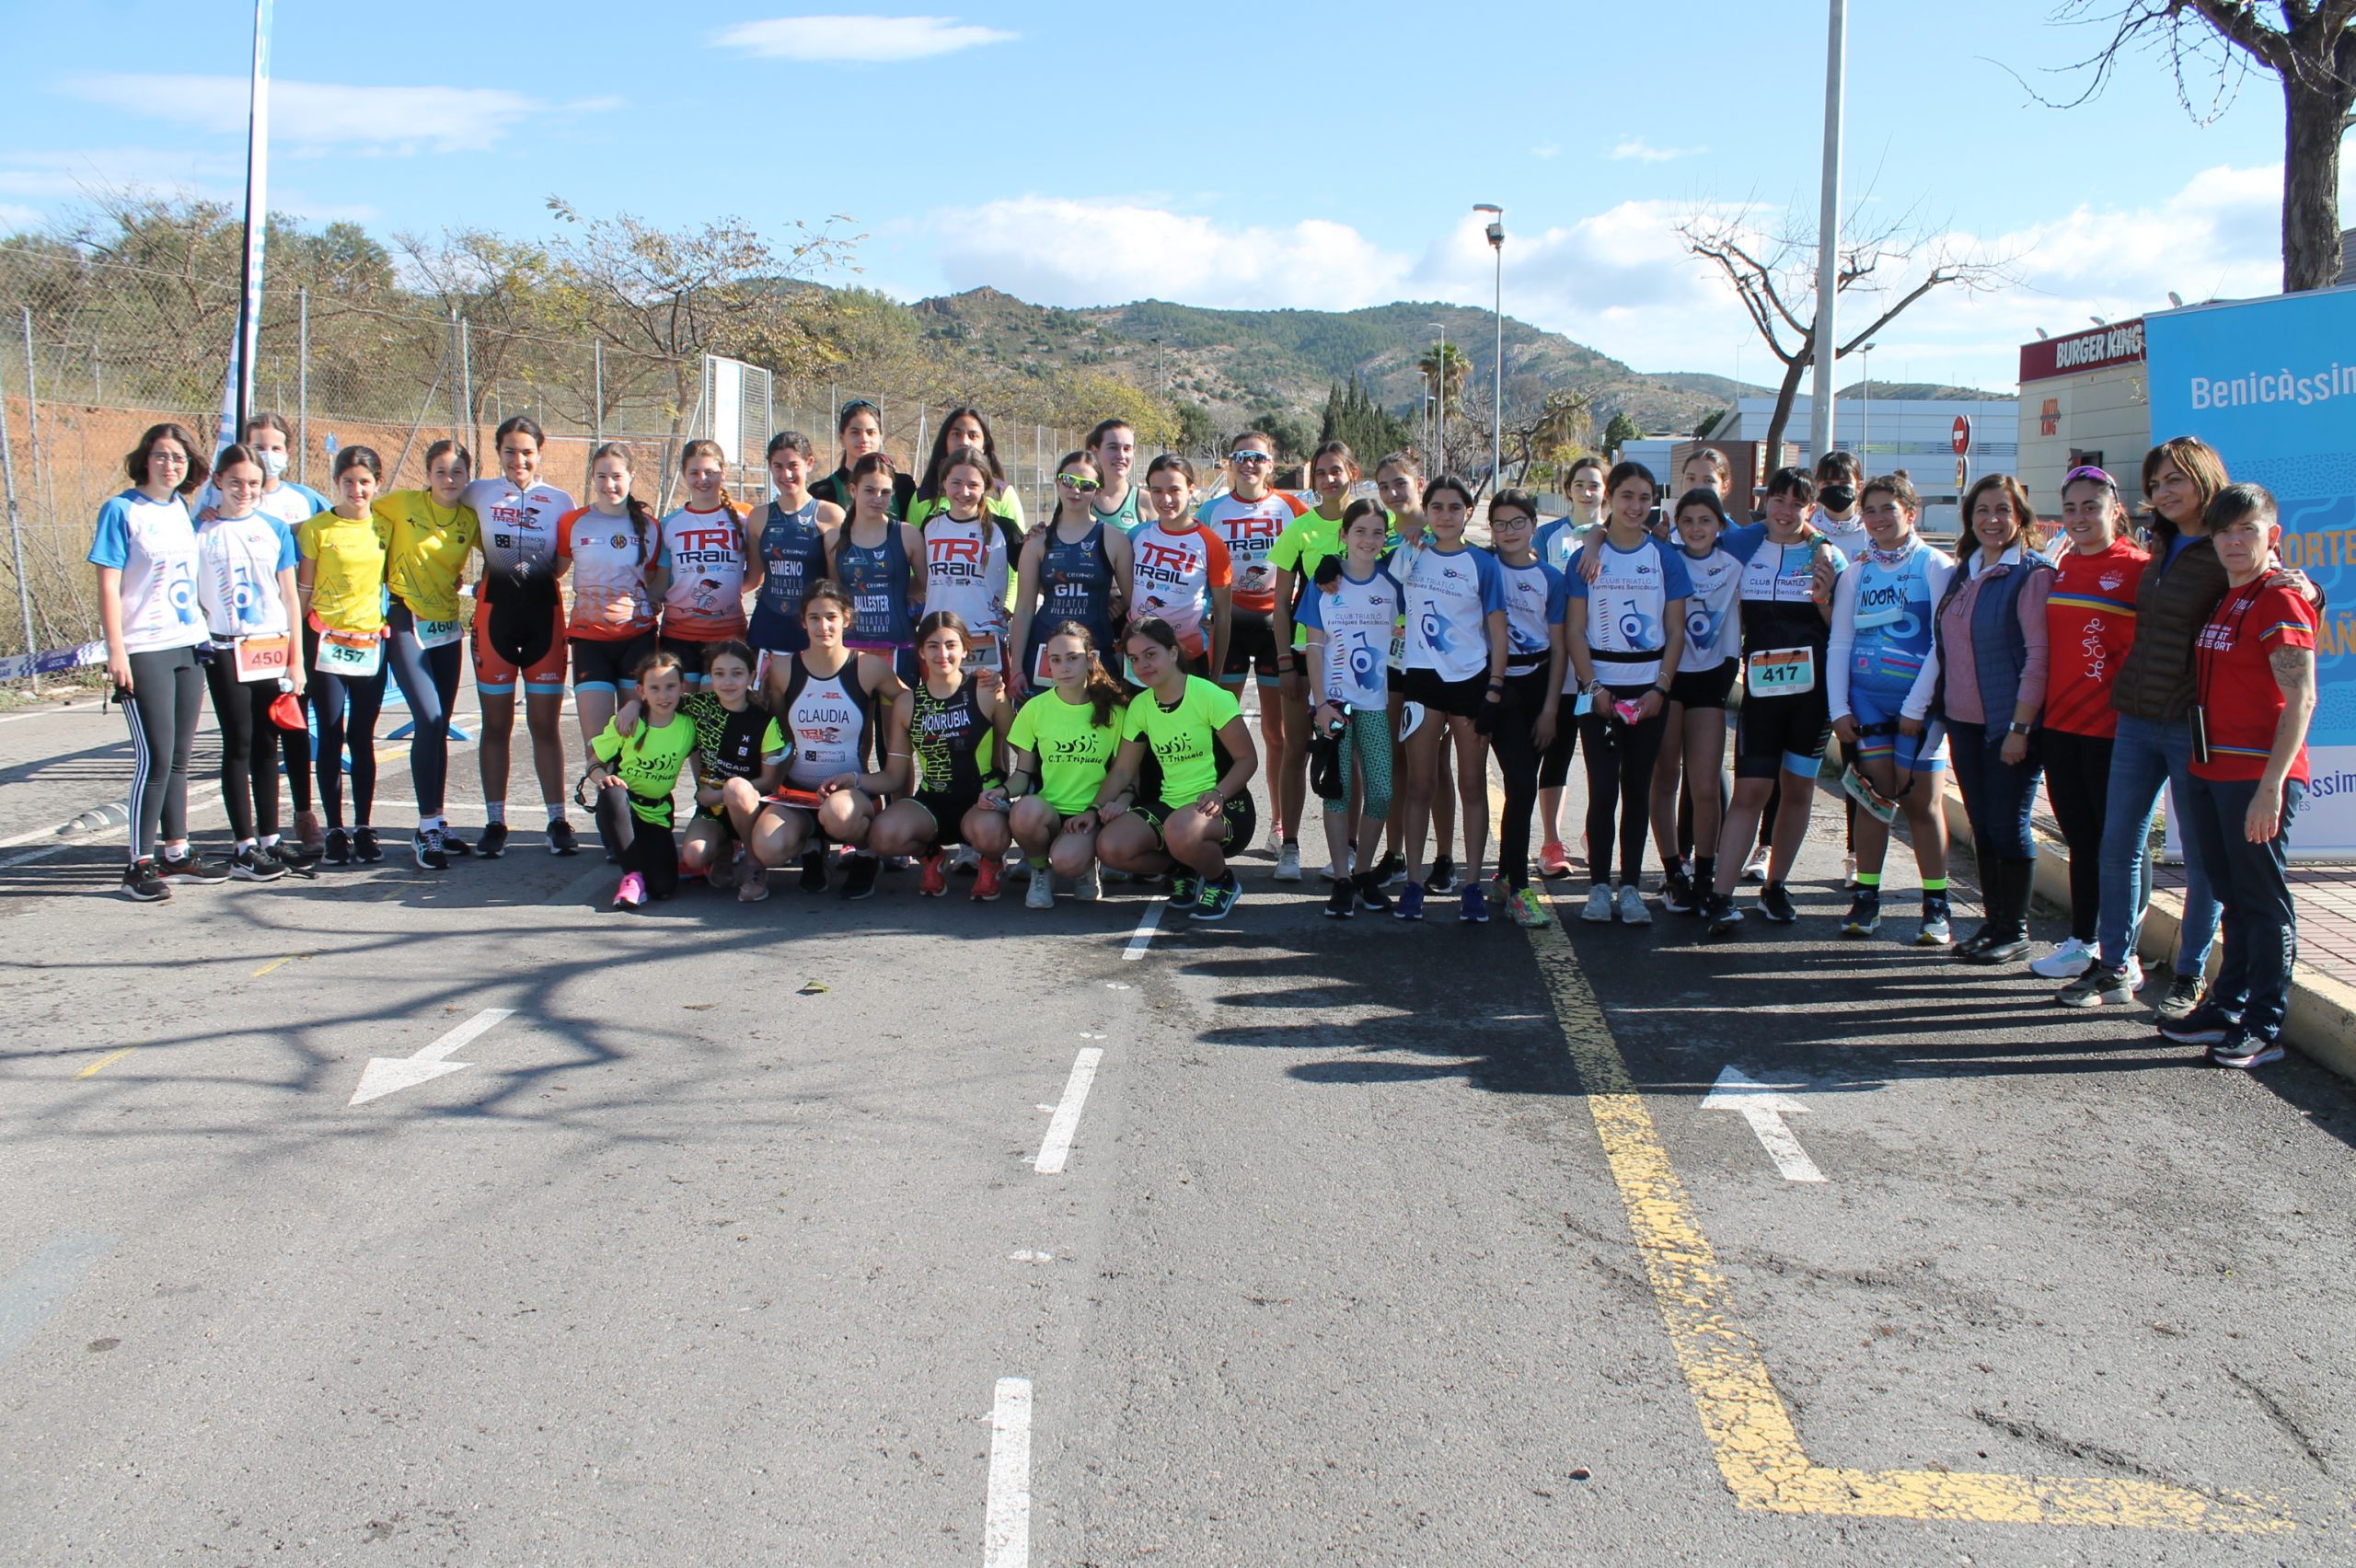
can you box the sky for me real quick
[1,0,2338,395]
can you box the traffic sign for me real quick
[323,432,340,456]
[1950,417,1971,455]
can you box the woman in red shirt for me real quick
[2178,484,2316,1068]
[2031,467,2148,981]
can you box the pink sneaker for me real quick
[615,871,648,909]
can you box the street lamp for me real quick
[1426,319,1448,468]
[1475,203,1505,493]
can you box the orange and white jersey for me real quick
[1195,490,1308,614]
[460,478,573,588]
[659,502,749,640]
[557,507,664,640]
[1129,522,1232,658]
[919,513,1012,644]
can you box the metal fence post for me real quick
[19,307,50,525]
[593,340,604,445]
[0,375,39,679]
[296,285,308,487]
[447,309,465,440]
[457,314,475,455]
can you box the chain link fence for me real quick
[0,251,1086,668]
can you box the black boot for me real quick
[1962,858,2034,965]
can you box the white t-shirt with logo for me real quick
[194,512,300,640]
[87,490,206,654]
[1298,560,1404,709]
[1563,536,1693,689]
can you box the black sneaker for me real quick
[475,822,510,859]
[1759,882,1798,923]
[1352,871,1392,916]
[2158,1003,2240,1046]
[1371,850,1406,889]
[157,851,228,885]
[546,819,580,857]
[322,828,352,866]
[1323,880,1357,919]
[442,829,473,858]
[230,845,286,882]
[353,826,383,863]
[413,826,449,870]
[2207,1031,2285,1070]
[1661,866,1696,915]
[839,853,880,900]
[1703,892,1743,940]
[1841,889,1881,937]
[1166,872,1200,908]
[1191,872,1241,921]
[273,837,321,869]
[120,859,169,902]
[2055,963,2135,1008]
[799,847,828,893]
[1425,855,1458,895]
[2154,973,2204,1024]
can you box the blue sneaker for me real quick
[1460,884,1488,924]
[1393,881,1426,921]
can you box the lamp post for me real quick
[1475,203,1504,492]
[1426,320,1448,469]
[1807,0,1847,467]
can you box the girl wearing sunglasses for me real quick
[1009,451,1132,702]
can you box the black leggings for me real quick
[1491,667,1555,890]
[202,659,286,842]
[121,645,203,861]
[306,625,387,828]
[1581,686,1670,885]
[596,786,680,899]
[1538,699,1579,790]
[2040,728,2112,943]
[387,603,463,816]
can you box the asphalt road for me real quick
[2,697,2353,1565]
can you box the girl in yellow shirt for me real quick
[298,446,393,864]
[373,439,481,868]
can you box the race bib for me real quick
[233,635,291,682]
[414,617,463,650]
[1746,647,1817,698]
[316,631,384,678]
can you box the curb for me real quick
[1936,791,2356,1084]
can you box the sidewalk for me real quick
[1937,789,2356,1084]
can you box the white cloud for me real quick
[1610,139,1705,163]
[712,16,1017,62]
[1530,143,1561,160]
[54,75,595,154]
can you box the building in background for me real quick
[2015,320,2150,511]
[1713,396,2017,541]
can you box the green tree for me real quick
[1602,411,1642,459]
[1174,400,1218,455]
[1317,374,1415,466]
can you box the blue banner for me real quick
[2147,286,2356,855]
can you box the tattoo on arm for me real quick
[2270,644,2314,698]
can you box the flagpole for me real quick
[217,0,274,452]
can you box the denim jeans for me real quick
[2096,713,2221,975]
[2183,776,2304,1043]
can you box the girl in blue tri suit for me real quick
[828,452,925,685]
[1827,472,1956,945]
[744,431,844,675]
[1009,451,1133,701]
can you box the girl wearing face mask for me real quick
[194,444,307,882]
[375,439,481,866]
[810,398,917,520]
[298,445,393,867]
[744,431,846,674]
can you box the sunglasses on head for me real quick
[1057,473,1101,492]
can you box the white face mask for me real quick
[260,449,289,479]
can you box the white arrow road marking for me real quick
[349,1009,514,1106]
[1699,1066,1825,1182]
[983,1376,1033,1568]
[1034,1047,1103,1174]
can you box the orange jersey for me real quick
[557,507,662,640]
[1129,523,1232,657]
[659,502,750,640]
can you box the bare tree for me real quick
[1679,205,2013,459]
[2027,2,2355,292]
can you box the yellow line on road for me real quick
[1520,895,2288,1531]
[252,953,309,977]
[75,1047,137,1078]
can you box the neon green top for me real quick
[1269,509,1345,648]
[1119,675,1242,806]
[591,711,698,824]
[1008,688,1126,813]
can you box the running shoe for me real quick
[157,850,228,884]
[1274,842,1303,882]
[1915,898,1953,947]
[1510,885,1552,928]
[918,852,948,897]
[1616,883,1651,926]
[1372,850,1406,889]
[2154,973,2204,1024]
[1741,845,1771,882]
[1073,865,1102,903]
[1167,872,1200,908]
[2158,1003,2239,1047]
[737,864,770,903]
[1426,855,1458,895]
[547,819,580,857]
[1758,882,1798,923]
[1703,892,1744,939]
[441,830,472,859]
[2055,963,2136,1008]
[1581,885,1614,924]
[1323,880,1357,919]
[614,870,648,910]
[322,828,352,867]
[972,859,1003,901]
[231,844,286,882]
[1353,872,1392,916]
[1661,866,1695,914]
[120,859,169,902]
[952,844,981,875]
[476,822,510,859]
[1841,889,1881,937]
[262,840,315,878]
[1026,867,1055,909]
[2207,1032,2284,1070]
[2029,937,2095,979]
[1461,884,1489,924]
[1191,871,1241,922]
[839,853,880,900]
[1539,839,1573,879]
[412,827,448,871]
[1393,881,1425,921]
[353,826,382,864]
[799,847,828,893]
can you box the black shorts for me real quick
[1736,688,1832,780]
[1220,609,1285,686]
[1669,661,1739,711]
[1135,789,1258,851]
[659,635,739,682]
[911,788,987,847]
[571,631,659,693]
[1397,665,1489,720]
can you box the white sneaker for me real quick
[1274,842,1303,882]
[1072,865,1101,902]
[1025,868,1055,909]
[1617,883,1652,926]
[1742,846,1772,882]
[1841,853,1859,887]
[2029,937,2096,979]
[2124,954,2145,992]
[952,844,982,872]
[1582,884,1616,923]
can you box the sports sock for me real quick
[1855,870,1881,888]
[485,801,507,825]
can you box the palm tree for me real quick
[1416,340,1471,405]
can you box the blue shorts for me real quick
[1847,686,1946,773]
